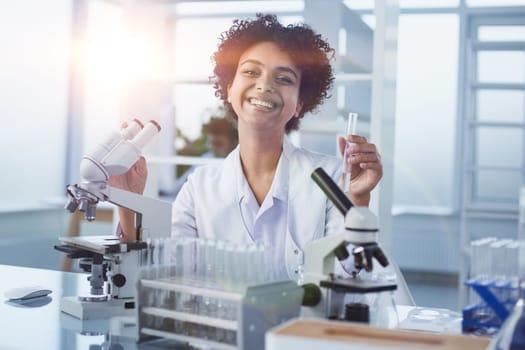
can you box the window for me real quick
[467,17,525,208]
[477,51,525,84]
[477,90,524,123]
[392,14,459,209]
[467,0,525,7]
[0,0,71,208]
[83,1,124,153]
[478,25,525,41]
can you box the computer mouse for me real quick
[4,286,52,301]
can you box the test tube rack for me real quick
[136,271,303,350]
[462,278,520,333]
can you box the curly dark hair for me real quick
[212,13,335,133]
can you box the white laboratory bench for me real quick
[0,264,110,350]
[0,264,191,350]
[0,264,490,350]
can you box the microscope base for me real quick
[61,296,136,320]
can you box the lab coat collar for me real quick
[233,137,293,204]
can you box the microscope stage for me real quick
[58,235,147,255]
[320,277,397,294]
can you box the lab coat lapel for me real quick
[286,141,327,250]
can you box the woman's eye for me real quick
[276,76,293,84]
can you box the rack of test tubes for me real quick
[135,237,304,350]
[463,237,525,334]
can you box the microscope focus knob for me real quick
[334,242,350,261]
[301,283,322,307]
[112,274,126,288]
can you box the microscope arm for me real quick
[303,233,354,279]
[103,185,172,241]
[304,167,384,282]
[66,181,171,241]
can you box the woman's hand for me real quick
[108,121,150,241]
[108,121,148,195]
[338,135,383,206]
[108,156,148,194]
[109,156,148,242]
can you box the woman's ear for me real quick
[294,100,303,118]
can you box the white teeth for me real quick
[250,98,273,109]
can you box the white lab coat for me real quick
[171,137,415,305]
[171,136,344,279]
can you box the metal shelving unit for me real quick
[458,9,525,307]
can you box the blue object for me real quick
[488,298,525,350]
[462,278,519,333]
[509,316,525,350]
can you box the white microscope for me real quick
[301,167,397,325]
[55,119,172,320]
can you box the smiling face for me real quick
[227,41,303,136]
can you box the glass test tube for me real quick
[491,240,509,285]
[342,112,358,193]
[506,241,521,304]
[519,241,525,280]
[518,188,525,241]
[223,243,239,322]
[469,239,483,306]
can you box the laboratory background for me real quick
[1,0,525,349]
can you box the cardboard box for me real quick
[266,318,490,350]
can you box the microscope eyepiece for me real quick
[311,167,353,216]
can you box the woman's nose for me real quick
[256,75,274,92]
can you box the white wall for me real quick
[0,0,71,208]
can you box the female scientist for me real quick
[111,13,383,280]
